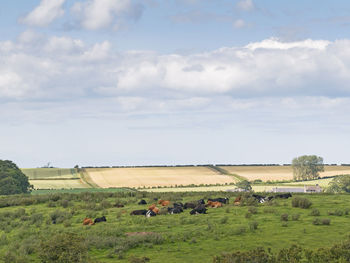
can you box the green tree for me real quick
[235,180,252,191]
[0,160,33,195]
[327,175,350,193]
[292,155,324,181]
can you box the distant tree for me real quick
[292,155,324,181]
[327,175,350,193]
[235,180,252,191]
[0,160,33,195]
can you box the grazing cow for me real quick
[206,201,223,208]
[190,205,207,215]
[130,210,148,216]
[234,196,241,205]
[208,197,229,204]
[168,207,183,214]
[252,194,266,203]
[83,218,94,225]
[145,210,157,217]
[138,199,147,205]
[94,216,107,223]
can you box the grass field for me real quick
[1,192,350,262]
[29,179,91,189]
[219,165,350,182]
[85,167,236,188]
[21,168,79,179]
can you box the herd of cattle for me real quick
[82,193,293,224]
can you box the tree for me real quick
[235,180,252,191]
[327,175,350,193]
[0,160,33,195]
[292,155,324,181]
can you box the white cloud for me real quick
[72,0,143,30]
[20,0,65,27]
[236,0,254,11]
[233,19,246,28]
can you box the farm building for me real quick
[271,185,323,193]
[304,185,322,193]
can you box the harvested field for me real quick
[85,166,236,188]
[219,165,350,182]
[30,179,90,189]
[22,168,78,179]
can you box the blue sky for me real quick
[1,0,350,167]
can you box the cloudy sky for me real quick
[1,0,350,167]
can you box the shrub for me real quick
[38,232,89,263]
[60,200,69,208]
[292,197,312,209]
[310,209,320,216]
[248,207,258,214]
[313,218,321,225]
[280,214,289,221]
[322,218,331,225]
[249,221,259,231]
[292,214,300,221]
[50,210,72,224]
[328,209,343,216]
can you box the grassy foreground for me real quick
[0,191,350,262]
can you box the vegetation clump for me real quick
[292,197,312,209]
[0,160,32,195]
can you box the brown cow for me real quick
[160,200,170,206]
[152,207,159,214]
[234,196,241,206]
[206,201,223,208]
[148,204,156,210]
[83,218,94,225]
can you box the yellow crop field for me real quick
[22,168,78,179]
[85,166,236,188]
[219,165,350,182]
[30,179,90,189]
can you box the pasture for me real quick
[219,165,350,182]
[1,191,350,262]
[84,167,236,188]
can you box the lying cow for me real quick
[168,207,183,214]
[234,196,241,205]
[190,205,207,215]
[83,218,94,225]
[94,216,106,223]
[208,197,229,204]
[158,200,170,206]
[173,202,184,208]
[146,210,157,217]
[206,201,223,208]
[184,199,205,209]
[148,204,156,210]
[138,199,147,205]
[130,209,148,216]
[274,193,292,199]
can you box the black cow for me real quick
[145,210,157,217]
[198,199,205,205]
[190,205,207,215]
[138,199,147,205]
[130,209,147,216]
[168,207,183,214]
[184,202,196,209]
[208,197,229,204]
[274,193,292,199]
[173,202,184,208]
[94,216,107,223]
[252,194,266,203]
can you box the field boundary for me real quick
[213,166,246,181]
[80,168,100,188]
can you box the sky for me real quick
[1,0,350,168]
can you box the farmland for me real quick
[84,166,237,188]
[219,165,350,182]
[1,191,350,262]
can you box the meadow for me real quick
[1,191,350,262]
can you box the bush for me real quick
[322,218,331,225]
[292,214,300,221]
[328,209,343,216]
[312,218,321,225]
[50,210,72,224]
[248,207,258,214]
[280,214,289,221]
[292,197,312,209]
[310,209,320,216]
[38,232,89,263]
[249,221,259,231]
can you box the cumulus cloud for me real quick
[71,0,144,30]
[20,0,65,27]
[236,0,254,11]
[2,35,350,120]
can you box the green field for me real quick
[21,168,79,179]
[1,191,350,262]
